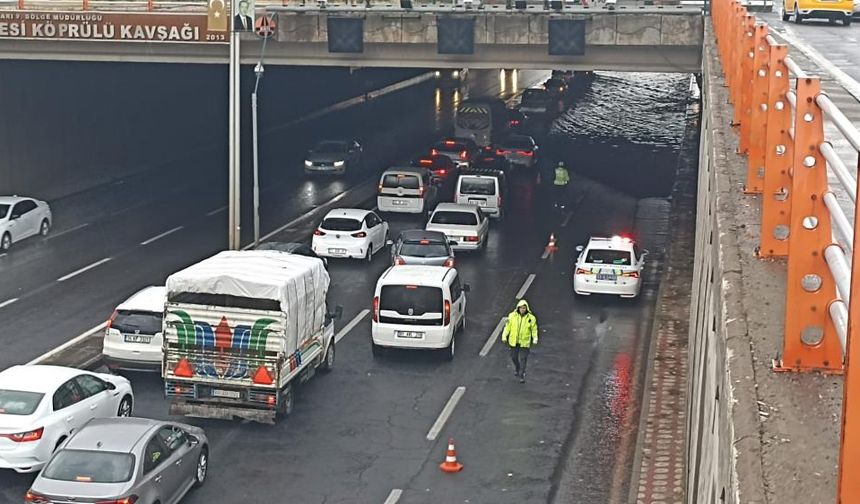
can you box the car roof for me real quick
[382,166,426,175]
[0,365,90,393]
[116,286,167,312]
[66,418,162,453]
[398,229,449,242]
[586,236,636,251]
[380,265,455,284]
[0,195,31,205]
[323,208,372,220]
[433,202,479,213]
[314,139,349,146]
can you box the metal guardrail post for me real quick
[759,43,793,257]
[737,14,756,156]
[744,24,769,194]
[778,77,842,372]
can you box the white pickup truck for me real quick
[161,250,340,423]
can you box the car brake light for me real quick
[173,358,194,378]
[444,140,456,146]
[252,365,274,385]
[444,300,451,326]
[352,231,367,238]
[394,256,406,265]
[623,271,640,278]
[106,310,118,332]
[314,229,326,236]
[464,236,479,242]
[1,427,44,443]
[435,169,447,176]
[496,149,506,155]
[510,120,520,126]
[518,150,533,157]
[419,240,430,244]
[575,268,591,275]
[420,159,433,166]
[459,150,469,160]
[95,497,139,504]
[372,297,379,322]
[443,258,455,268]
[24,491,51,504]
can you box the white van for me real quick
[371,265,468,360]
[455,171,505,218]
[377,167,438,214]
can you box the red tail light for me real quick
[459,150,468,160]
[496,149,507,155]
[266,395,276,407]
[372,297,379,322]
[443,258,455,268]
[435,169,447,176]
[394,256,406,265]
[95,497,139,504]
[575,268,590,275]
[351,231,367,238]
[106,310,118,332]
[314,229,326,236]
[464,236,479,242]
[444,300,451,326]
[173,358,194,378]
[252,365,274,385]
[509,120,520,126]
[24,491,50,504]
[623,271,640,278]
[1,427,44,443]
[444,140,456,146]
[518,150,533,157]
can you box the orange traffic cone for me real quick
[439,438,464,473]
[545,233,558,254]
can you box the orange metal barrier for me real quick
[712,0,860,501]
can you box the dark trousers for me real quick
[510,345,530,376]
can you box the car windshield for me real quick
[42,450,135,484]
[382,174,420,190]
[313,141,348,153]
[400,241,449,258]
[380,285,442,315]
[460,178,496,196]
[521,90,548,104]
[321,218,362,232]
[0,390,44,415]
[113,311,162,335]
[431,211,478,226]
[0,204,8,219]
[585,249,633,266]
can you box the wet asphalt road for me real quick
[0,66,695,503]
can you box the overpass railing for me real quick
[712,0,860,502]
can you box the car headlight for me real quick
[334,160,345,167]
[305,160,313,167]
[453,70,460,78]
[435,71,441,78]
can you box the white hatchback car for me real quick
[0,365,133,473]
[426,203,490,251]
[312,208,389,262]
[102,286,167,372]
[0,195,52,252]
[573,236,647,298]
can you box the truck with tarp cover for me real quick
[161,250,340,423]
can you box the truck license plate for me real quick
[123,334,152,344]
[396,331,425,339]
[211,389,241,399]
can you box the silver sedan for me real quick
[26,417,208,504]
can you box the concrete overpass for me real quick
[0,4,704,72]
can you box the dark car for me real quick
[412,154,458,180]
[471,151,513,172]
[387,230,455,267]
[507,108,526,130]
[544,78,568,98]
[431,137,480,168]
[304,139,363,176]
[255,241,327,268]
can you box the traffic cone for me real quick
[439,438,464,473]
[545,233,558,254]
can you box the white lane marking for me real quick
[541,249,550,260]
[479,317,508,357]
[515,274,536,300]
[0,298,19,309]
[46,222,90,240]
[206,206,227,217]
[561,212,573,228]
[27,321,108,365]
[383,489,403,504]
[426,386,466,441]
[775,26,860,101]
[0,253,6,259]
[335,309,370,343]
[140,226,184,246]
[57,257,112,282]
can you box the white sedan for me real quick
[0,365,133,473]
[312,208,390,262]
[0,195,52,252]
[425,203,490,251]
[573,236,647,298]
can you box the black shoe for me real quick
[514,370,521,378]
[519,376,526,383]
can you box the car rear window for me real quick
[382,174,421,190]
[0,390,44,415]
[585,249,633,266]
[380,285,443,315]
[42,450,135,483]
[321,218,362,232]
[431,211,478,226]
[460,178,496,196]
[400,241,449,258]
[113,311,162,335]
[521,89,548,102]
[500,137,532,150]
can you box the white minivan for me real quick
[377,167,438,214]
[455,172,505,218]
[102,286,166,371]
[371,265,468,360]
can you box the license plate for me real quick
[392,199,407,206]
[328,248,347,254]
[470,199,487,206]
[211,389,241,399]
[395,330,425,339]
[123,334,152,344]
[596,273,617,281]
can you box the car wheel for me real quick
[39,219,50,237]
[320,341,335,373]
[782,6,790,20]
[117,395,133,417]
[845,16,853,26]
[443,337,455,361]
[0,233,10,252]
[794,5,803,23]
[193,446,209,488]
[365,249,373,263]
[279,388,294,417]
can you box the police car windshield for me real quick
[585,249,632,266]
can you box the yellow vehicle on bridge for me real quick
[782,0,854,25]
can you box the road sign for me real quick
[255,14,276,39]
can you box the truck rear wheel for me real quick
[320,341,335,373]
[278,388,294,418]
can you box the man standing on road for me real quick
[553,161,571,209]
[502,299,538,383]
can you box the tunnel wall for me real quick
[685,27,767,504]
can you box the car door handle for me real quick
[66,416,74,422]
[90,404,98,410]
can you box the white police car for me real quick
[573,236,647,298]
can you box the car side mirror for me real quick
[386,239,394,246]
[449,240,457,246]
[187,435,199,447]
[575,245,584,252]
[463,283,471,292]
[106,381,117,391]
